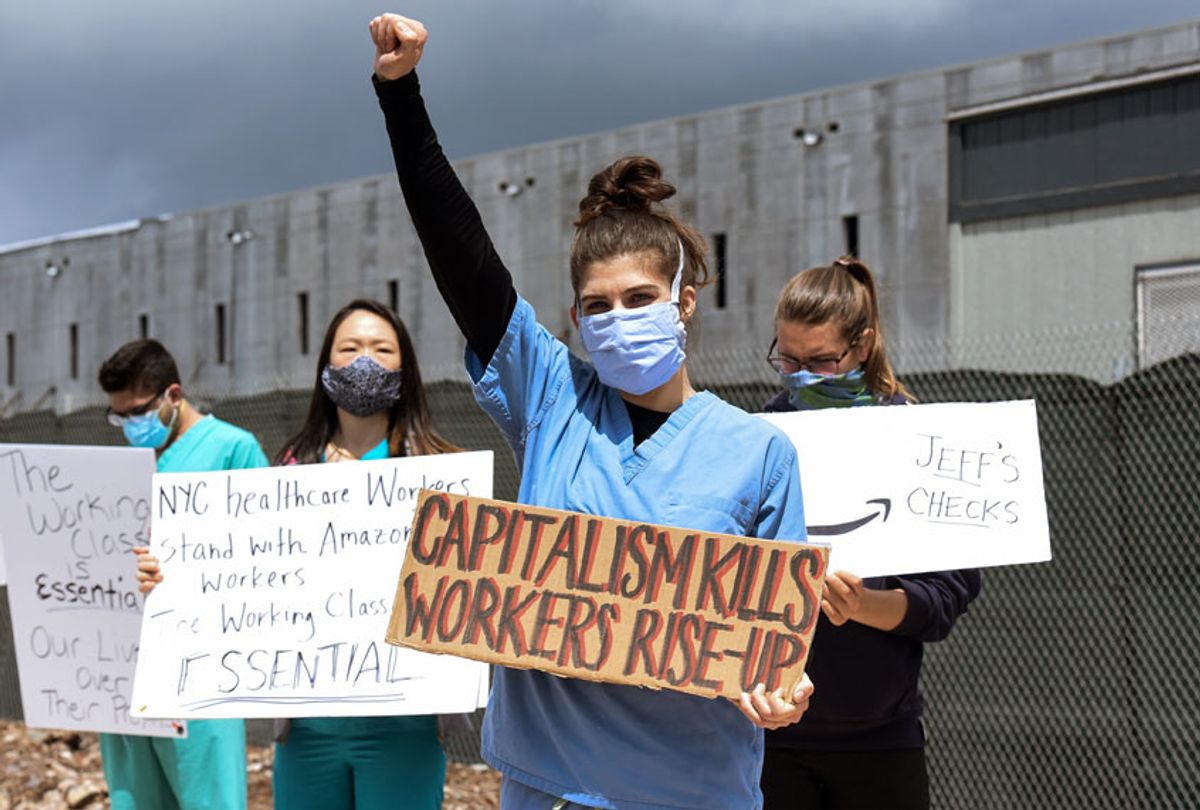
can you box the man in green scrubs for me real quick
[98,338,267,810]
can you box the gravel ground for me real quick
[0,722,500,810]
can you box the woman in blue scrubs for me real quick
[760,257,981,809]
[138,300,457,809]
[369,14,814,810]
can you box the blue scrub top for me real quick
[469,297,808,810]
[158,414,268,474]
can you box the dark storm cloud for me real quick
[0,0,1195,245]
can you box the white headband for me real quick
[669,238,685,303]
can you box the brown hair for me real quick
[774,256,913,402]
[98,339,181,395]
[275,299,460,464]
[570,156,710,297]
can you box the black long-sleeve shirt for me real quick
[375,71,516,365]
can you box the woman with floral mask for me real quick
[761,257,981,810]
[136,301,457,809]
[275,298,457,465]
[369,14,812,810]
[270,298,458,809]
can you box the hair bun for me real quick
[577,156,676,225]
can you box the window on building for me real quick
[298,292,310,356]
[842,215,859,257]
[69,323,79,380]
[712,232,728,309]
[950,72,1200,222]
[5,333,13,386]
[139,314,149,339]
[215,303,227,365]
[388,279,399,315]
[1137,262,1200,369]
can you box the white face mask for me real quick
[578,244,687,395]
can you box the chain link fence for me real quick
[1,323,1198,809]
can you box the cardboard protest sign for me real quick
[130,452,492,719]
[761,399,1051,577]
[0,444,181,737]
[386,491,830,701]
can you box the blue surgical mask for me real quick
[321,354,404,417]
[579,245,687,396]
[780,367,873,410]
[122,406,177,449]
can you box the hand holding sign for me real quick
[737,674,814,730]
[132,546,163,594]
[821,571,865,626]
[820,570,909,632]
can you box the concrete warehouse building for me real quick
[1,18,1198,415]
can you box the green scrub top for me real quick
[102,413,268,810]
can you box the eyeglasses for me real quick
[766,337,858,375]
[105,391,165,427]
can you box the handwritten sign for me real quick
[386,491,830,701]
[130,452,493,719]
[761,399,1051,577]
[0,444,180,737]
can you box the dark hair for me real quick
[98,339,181,395]
[774,256,913,402]
[275,299,459,464]
[570,156,710,296]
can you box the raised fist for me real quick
[369,14,428,81]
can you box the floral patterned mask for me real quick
[320,355,404,417]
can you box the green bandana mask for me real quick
[780,368,875,410]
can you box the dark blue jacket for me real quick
[763,389,982,750]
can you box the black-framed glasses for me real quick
[766,337,858,375]
[105,391,165,427]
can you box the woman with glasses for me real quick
[764,257,908,410]
[760,257,982,810]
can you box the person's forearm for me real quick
[852,587,908,631]
[375,72,516,364]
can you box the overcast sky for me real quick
[1,1,1195,246]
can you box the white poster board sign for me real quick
[762,400,1050,577]
[131,451,493,719]
[0,444,181,737]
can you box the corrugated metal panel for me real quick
[950,73,1200,222]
